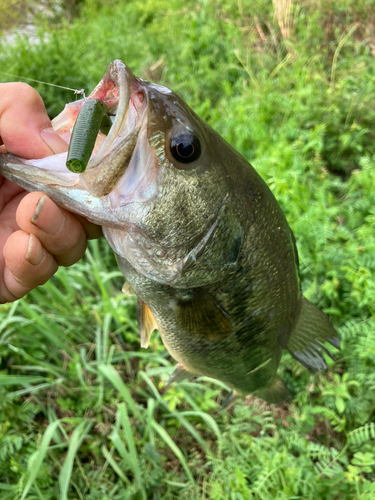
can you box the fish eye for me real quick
[170,133,201,163]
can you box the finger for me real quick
[16,192,88,267]
[2,231,58,302]
[0,82,68,158]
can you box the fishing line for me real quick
[0,72,86,98]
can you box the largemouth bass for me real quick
[0,60,339,403]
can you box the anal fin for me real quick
[137,299,158,348]
[254,375,290,404]
[221,390,240,409]
[287,296,340,373]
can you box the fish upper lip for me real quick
[85,60,135,170]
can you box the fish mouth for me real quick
[83,59,135,169]
[69,60,147,197]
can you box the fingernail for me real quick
[40,127,68,154]
[25,235,44,265]
[31,195,65,235]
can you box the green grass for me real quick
[1,0,375,498]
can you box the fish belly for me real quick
[116,255,282,395]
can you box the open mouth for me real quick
[0,60,153,227]
[51,60,147,197]
[84,60,144,169]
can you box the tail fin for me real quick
[286,297,340,373]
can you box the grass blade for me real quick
[0,375,44,386]
[139,371,210,453]
[21,420,61,500]
[59,419,93,500]
[101,445,130,485]
[98,364,138,417]
[179,411,221,442]
[151,420,197,491]
[117,403,146,498]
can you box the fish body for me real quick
[0,61,339,402]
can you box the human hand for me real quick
[0,82,102,303]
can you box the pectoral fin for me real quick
[287,297,340,373]
[174,288,232,340]
[137,299,158,348]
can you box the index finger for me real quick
[0,82,68,158]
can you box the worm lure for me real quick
[66,99,110,173]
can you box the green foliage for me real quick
[0,0,375,498]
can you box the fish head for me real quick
[0,60,246,286]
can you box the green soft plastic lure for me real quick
[66,99,110,173]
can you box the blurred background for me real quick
[0,1,375,499]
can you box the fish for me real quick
[0,60,339,404]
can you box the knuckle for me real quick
[13,256,57,289]
[12,82,43,106]
[51,219,86,254]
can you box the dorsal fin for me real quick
[137,299,158,348]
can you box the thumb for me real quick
[0,82,68,159]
